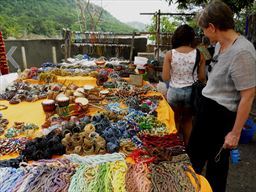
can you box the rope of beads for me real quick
[4,122,39,138]
[64,152,125,165]
[150,156,196,192]
[68,164,92,192]
[0,113,9,135]
[0,167,25,191]
[109,160,127,192]
[0,153,200,192]
[89,163,112,192]
[0,137,27,156]
[68,159,127,192]
[21,130,66,161]
[0,158,76,192]
[125,163,152,192]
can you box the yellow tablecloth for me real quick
[26,76,176,133]
[58,76,177,132]
[0,94,176,134]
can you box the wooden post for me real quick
[52,46,57,64]
[63,29,68,62]
[68,31,72,58]
[129,31,135,62]
[156,10,161,62]
[21,46,27,69]
[63,29,72,61]
[140,12,195,62]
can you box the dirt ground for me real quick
[200,100,256,192]
[200,133,256,192]
[227,100,256,192]
[227,134,256,192]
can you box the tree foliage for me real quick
[0,0,136,39]
[164,0,255,13]
[146,16,179,41]
[146,0,256,46]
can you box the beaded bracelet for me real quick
[0,138,27,156]
[0,104,8,110]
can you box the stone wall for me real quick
[4,37,147,72]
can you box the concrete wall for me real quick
[5,39,64,72]
[5,38,147,73]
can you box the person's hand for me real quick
[223,131,240,149]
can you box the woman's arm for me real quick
[198,52,206,82]
[223,87,255,149]
[162,51,172,81]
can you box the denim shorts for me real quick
[167,86,192,108]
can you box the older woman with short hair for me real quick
[187,1,256,192]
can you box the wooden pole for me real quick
[156,10,161,61]
[52,46,57,64]
[129,31,135,62]
[21,46,27,69]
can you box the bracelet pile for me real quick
[0,138,28,156]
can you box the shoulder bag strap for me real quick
[192,48,201,82]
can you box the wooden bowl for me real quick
[41,99,56,112]
[100,89,109,95]
[75,97,89,110]
[83,85,94,91]
[56,96,70,107]
[74,88,85,97]
[95,60,106,66]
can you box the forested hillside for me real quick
[0,0,136,39]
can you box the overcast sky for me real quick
[91,0,177,24]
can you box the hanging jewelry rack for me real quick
[62,29,137,62]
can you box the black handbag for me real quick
[191,49,206,114]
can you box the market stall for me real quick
[0,60,212,191]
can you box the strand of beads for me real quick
[110,160,127,192]
[65,152,125,165]
[0,155,25,168]
[0,167,25,192]
[138,134,185,149]
[68,164,90,192]
[88,163,112,192]
[67,154,127,192]
[150,156,196,192]
[125,163,152,192]
[0,137,27,156]
[4,122,39,138]
[21,130,65,161]
[11,158,76,192]
[0,113,9,135]
[0,82,49,104]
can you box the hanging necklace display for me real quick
[85,32,90,44]
[90,32,97,44]
[75,32,82,43]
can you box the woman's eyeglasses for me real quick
[208,54,219,72]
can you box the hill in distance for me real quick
[0,0,137,39]
[126,21,146,31]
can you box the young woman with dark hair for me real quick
[162,24,206,146]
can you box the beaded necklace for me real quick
[125,163,152,192]
[0,167,25,192]
[65,152,125,165]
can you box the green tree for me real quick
[164,0,254,13]
[146,16,179,42]
[159,0,256,37]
